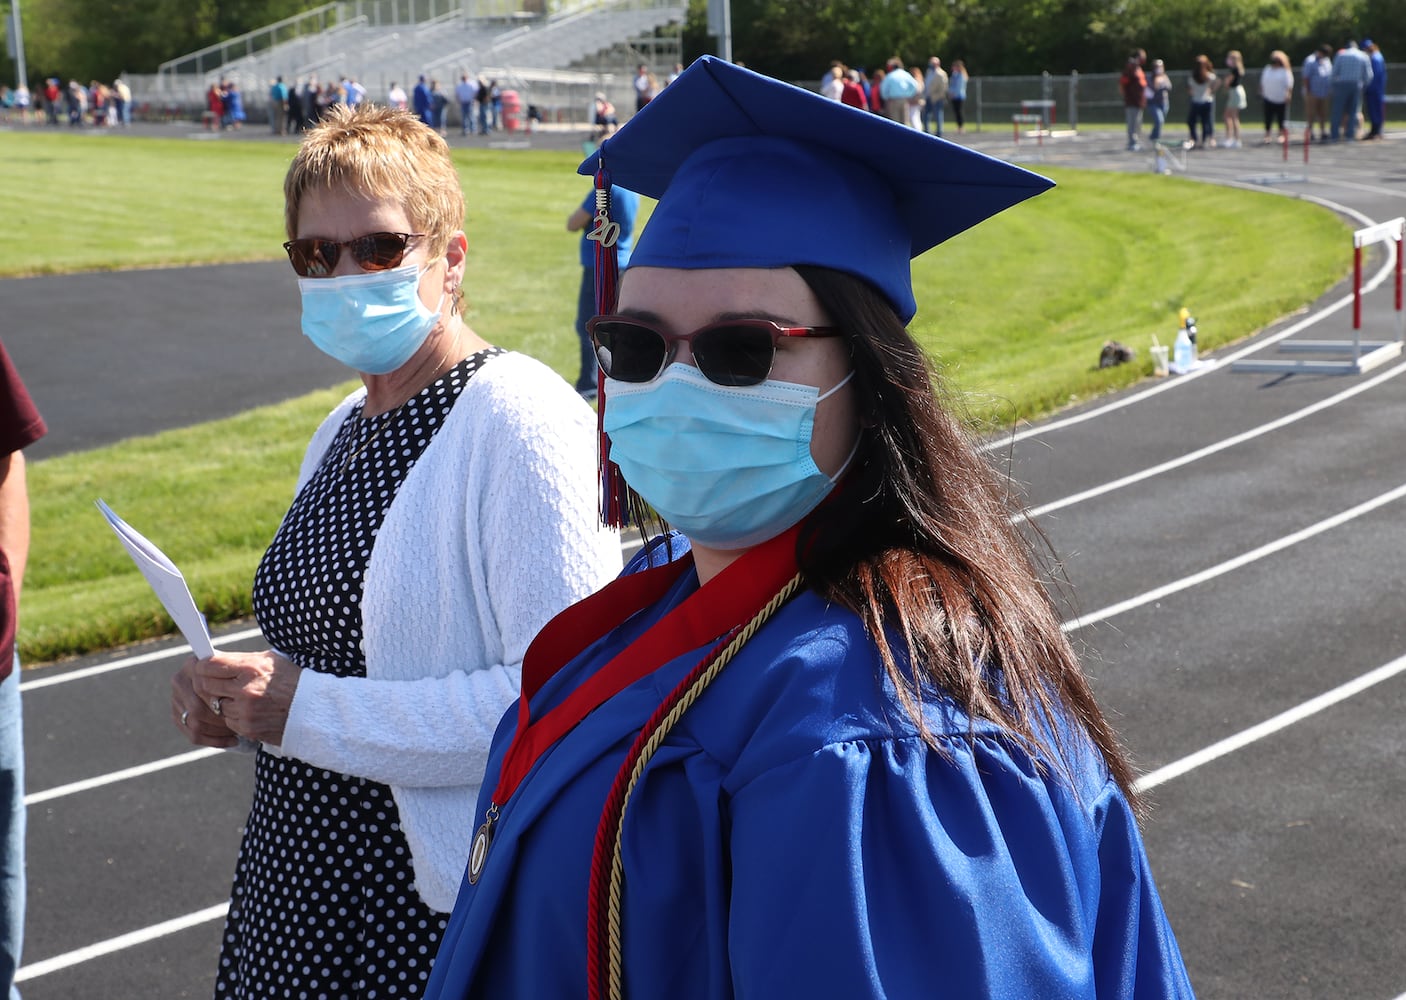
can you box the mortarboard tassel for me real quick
[589,162,630,528]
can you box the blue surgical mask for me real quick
[298,263,443,374]
[603,363,857,549]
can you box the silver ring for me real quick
[181,708,190,727]
[210,696,223,716]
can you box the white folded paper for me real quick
[95,499,216,659]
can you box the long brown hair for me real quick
[794,266,1141,807]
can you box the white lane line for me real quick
[983,194,1386,452]
[1301,178,1406,202]
[34,484,1405,813]
[22,538,651,692]
[1134,653,1406,794]
[1062,479,1406,633]
[13,903,229,983]
[17,488,1403,982]
[20,662,1405,986]
[21,657,1405,988]
[19,625,264,692]
[23,747,226,806]
[1020,359,1406,521]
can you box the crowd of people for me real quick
[819,55,969,136]
[1119,38,1388,152]
[262,73,376,134]
[270,72,518,136]
[0,76,133,126]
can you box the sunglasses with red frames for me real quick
[283,231,426,278]
[587,315,843,387]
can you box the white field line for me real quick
[1134,652,1406,794]
[982,194,1386,452]
[27,482,1406,803]
[22,648,1402,987]
[1018,358,1406,521]
[25,651,1403,988]
[29,480,1406,812]
[20,542,652,691]
[19,625,264,692]
[21,537,654,694]
[1060,479,1406,633]
[23,747,225,806]
[14,903,229,983]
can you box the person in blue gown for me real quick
[427,57,1196,999]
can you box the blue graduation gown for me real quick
[426,541,1195,998]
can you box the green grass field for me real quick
[2,130,1350,663]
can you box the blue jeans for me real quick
[924,98,945,135]
[0,664,23,999]
[459,101,473,134]
[575,268,597,392]
[1188,101,1214,143]
[1148,104,1166,141]
[1330,82,1362,140]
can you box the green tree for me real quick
[681,0,1397,83]
[10,0,317,83]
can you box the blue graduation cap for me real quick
[579,56,1053,323]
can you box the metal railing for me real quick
[156,3,348,86]
[960,67,1406,134]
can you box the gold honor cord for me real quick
[602,572,803,1000]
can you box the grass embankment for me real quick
[1,131,1349,663]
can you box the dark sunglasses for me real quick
[282,231,425,278]
[587,316,842,387]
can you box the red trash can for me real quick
[501,89,521,132]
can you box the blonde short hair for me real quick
[283,103,464,259]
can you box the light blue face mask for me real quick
[603,363,857,550]
[298,263,443,375]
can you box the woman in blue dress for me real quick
[427,57,1195,999]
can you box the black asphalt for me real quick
[8,120,1406,999]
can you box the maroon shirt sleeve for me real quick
[0,341,46,457]
[1,339,47,674]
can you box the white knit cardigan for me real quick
[272,351,621,912]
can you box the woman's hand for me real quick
[179,650,304,747]
[171,661,240,749]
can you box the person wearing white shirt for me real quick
[1258,50,1294,142]
[878,58,920,125]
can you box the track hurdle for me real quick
[1020,98,1056,129]
[1012,113,1045,145]
[1232,217,1405,375]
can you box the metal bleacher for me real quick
[147,0,684,124]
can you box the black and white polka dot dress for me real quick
[215,348,503,1000]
